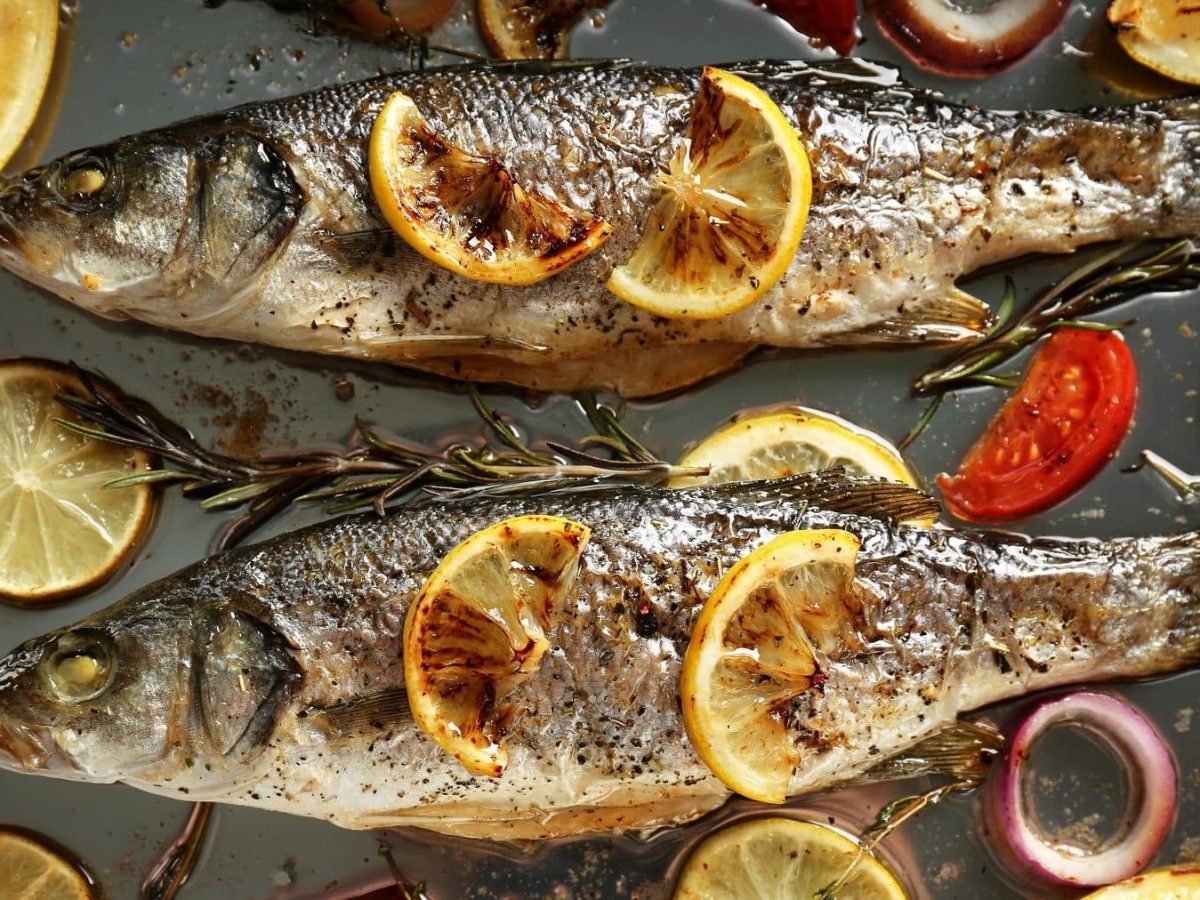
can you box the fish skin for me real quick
[0,474,1197,840]
[1,59,1198,396]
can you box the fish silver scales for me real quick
[1,59,1197,396]
[0,474,1197,840]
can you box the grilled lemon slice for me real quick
[404,515,590,777]
[1085,864,1200,898]
[0,828,95,900]
[681,529,860,803]
[669,407,918,489]
[607,67,811,320]
[369,91,612,285]
[478,0,609,59]
[0,0,58,170]
[1109,0,1200,86]
[0,360,155,604]
[674,817,906,900]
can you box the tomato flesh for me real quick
[756,0,859,55]
[937,329,1138,523]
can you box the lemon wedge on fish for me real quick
[669,407,919,489]
[673,817,907,900]
[681,528,860,803]
[1109,0,1200,86]
[0,360,156,604]
[369,91,612,285]
[607,66,812,320]
[1085,863,1200,898]
[0,828,95,900]
[0,0,58,170]
[404,515,590,777]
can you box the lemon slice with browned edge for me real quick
[674,817,907,900]
[669,407,918,489]
[1109,0,1200,86]
[1085,864,1200,899]
[607,66,811,320]
[0,828,96,900]
[0,360,155,604]
[681,528,860,803]
[404,515,590,777]
[369,91,612,285]
[478,0,610,60]
[0,0,58,170]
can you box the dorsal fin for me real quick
[699,467,941,523]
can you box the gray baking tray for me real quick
[1,0,1198,896]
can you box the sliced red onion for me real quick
[867,0,1070,77]
[986,691,1176,889]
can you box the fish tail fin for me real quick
[822,286,992,346]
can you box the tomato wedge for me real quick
[937,329,1138,523]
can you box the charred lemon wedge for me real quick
[1109,0,1200,86]
[478,0,610,60]
[607,67,812,320]
[369,91,612,285]
[404,515,590,777]
[0,0,58,170]
[0,828,96,900]
[669,407,919,490]
[681,529,860,803]
[0,360,155,604]
[674,817,906,900]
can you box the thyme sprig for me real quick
[52,366,699,549]
[815,779,978,900]
[899,240,1200,451]
[1134,450,1200,501]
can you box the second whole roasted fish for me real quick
[0,473,1196,839]
[0,59,1197,395]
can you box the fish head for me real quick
[0,590,195,783]
[0,578,304,787]
[0,127,302,325]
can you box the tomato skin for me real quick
[937,329,1138,524]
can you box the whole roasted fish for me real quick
[0,473,1196,840]
[1,60,1197,396]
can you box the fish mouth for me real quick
[0,716,66,773]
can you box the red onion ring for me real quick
[867,0,1070,77]
[986,691,1176,889]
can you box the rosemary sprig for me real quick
[815,778,978,899]
[899,240,1200,450]
[52,367,702,549]
[915,240,1199,395]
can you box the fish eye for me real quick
[52,155,112,204]
[42,633,115,703]
[62,166,107,198]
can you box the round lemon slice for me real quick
[681,528,860,803]
[0,0,58,170]
[0,360,156,604]
[674,817,907,900]
[404,515,591,777]
[669,407,918,489]
[607,66,812,320]
[1109,0,1200,86]
[0,828,95,900]
[369,91,612,285]
[1085,864,1200,898]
